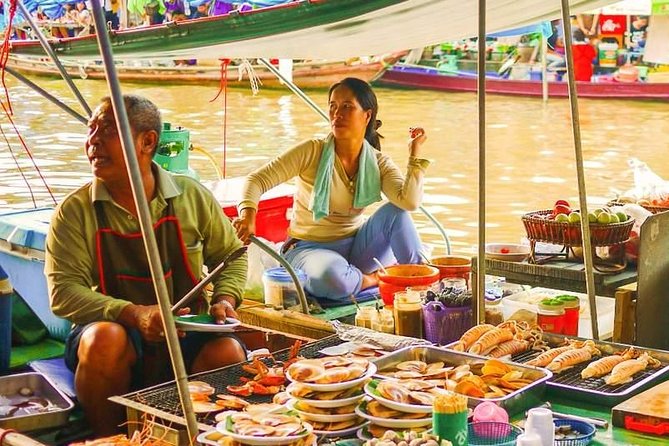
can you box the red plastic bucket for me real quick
[377,264,440,306]
[429,255,472,287]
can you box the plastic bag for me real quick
[620,158,669,207]
[244,237,282,301]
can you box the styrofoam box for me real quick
[501,287,616,339]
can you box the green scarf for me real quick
[310,134,381,221]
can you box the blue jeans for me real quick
[284,203,422,302]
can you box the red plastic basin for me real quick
[429,255,472,287]
[377,264,440,306]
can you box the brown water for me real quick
[1,77,667,254]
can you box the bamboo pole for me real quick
[88,1,201,443]
[16,1,91,117]
[475,0,487,324]
[560,0,599,340]
[541,35,549,102]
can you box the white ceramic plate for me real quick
[215,413,313,446]
[197,429,224,446]
[285,383,366,408]
[484,243,530,262]
[286,399,359,423]
[363,381,433,414]
[313,421,368,438]
[354,401,432,429]
[174,315,241,332]
[286,363,377,392]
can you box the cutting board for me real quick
[611,380,669,435]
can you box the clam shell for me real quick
[288,359,326,382]
[376,380,410,403]
[253,413,299,426]
[314,367,351,384]
[235,424,276,437]
[273,422,304,437]
[320,356,353,368]
[409,391,435,406]
[396,360,428,373]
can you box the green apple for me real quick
[593,208,605,216]
[615,211,628,222]
[568,212,581,223]
[555,213,570,223]
[587,212,598,223]
[597,212,612,224]
[609,213,620,224]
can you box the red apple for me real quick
[555,199,571,208]
[553,204,572,216]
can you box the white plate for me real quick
[286,363,377,392]
[286,399,359,423]
[174,315,241,333]
[363,381,433,414]
[354,402,432,429]
[313,421,368,438]
[215,413,313,446]
[285,383,366,408]
[197,429,224,446]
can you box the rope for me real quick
[210,58,231,178]
[239,59,262,95]
[0,123,37,207]
[0,0,19,115]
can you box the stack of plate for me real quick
[356,379,433,436]
[284,356,376,437]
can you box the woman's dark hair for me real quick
[328,77,383,150]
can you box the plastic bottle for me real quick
[0,265,13,373]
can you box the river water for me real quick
[0,77,667,254]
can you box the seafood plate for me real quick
[286,399,359,423]
[355,399,433,428]
[285,383,365,408]
[372,347,550,415]
[364,380,440,414]
[357,424,431,441]
[285,356,376,392]
[309,418,368,438]
[216,411,313,445]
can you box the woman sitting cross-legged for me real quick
[234,77,430,306]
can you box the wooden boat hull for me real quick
[6,56,387,88]
[375,65,669,100]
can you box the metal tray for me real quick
[371,346,551,415]
[511,334,669,406]
[0,372,75,431]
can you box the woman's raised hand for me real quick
[232,208,257,245]
[408,127,427,157]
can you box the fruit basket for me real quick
[522,210,634,248]
[607,200,669,215]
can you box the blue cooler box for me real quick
[0,208,71,341]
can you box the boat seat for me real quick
[29,356,76,400]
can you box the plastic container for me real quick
[371,308,394,334]
[537,299,565,334]
[0,208,70,341]
[422,301,473,345]
[468,422,523,446]
[377,264,440,306]
[393,291,423,338]
[262,267,307,309]
[556,295,580,336]
[354,306,377,329]
[0,265,12,373]
[430,255,471,287]
[472,401,509,424]
[154,122,197,178]
[554,419,596,446]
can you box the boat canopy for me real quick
[7,0,618,61]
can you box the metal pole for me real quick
[258,58,329,121]
[16,1,92,117]
[475,0,487,324]
[3,66,88,124]
[560,0,599,340]
[541,35,548,102]
[88,1,200,443]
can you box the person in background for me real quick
[190,1,210,18]
[547,20,566,73]
[571,29,596,82]
[629,15,649,52]
[164,0,185,21]
[104,0,120,29]
[45,95,247,436]
[234,78,429,306]
[74,1,92,35]
[575,13,599,40]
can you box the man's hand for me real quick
[210,297,238,324]
[408,127,427,158]
[119,304,189,342]
[232,208,257,245]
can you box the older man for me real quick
[45,95,247,436]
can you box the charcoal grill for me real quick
[510,334,669,405]
[110,335,344,439]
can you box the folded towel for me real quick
[309,134,381,220]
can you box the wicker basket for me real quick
[522,210,634,247]
[607,200,669,215]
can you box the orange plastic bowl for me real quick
[429,255,472,284]
[377,264,440,306]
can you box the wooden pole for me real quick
[476,0,487,324]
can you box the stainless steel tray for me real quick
[0,372,75,431]
[371,346,552,415]
[512,334,669,406]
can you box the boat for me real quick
[373,63,669,100]
[4,54,394,88]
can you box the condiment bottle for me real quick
[354,306,377,329]
[393,291,423,338]
[555,295,580,336]
[371,308,395,334]
[537,298,565,334]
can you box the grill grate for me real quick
[123,335,344,425]
[511,349,665,395]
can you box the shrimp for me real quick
[451,324,495,352]
[468,327,514,355]
[605,352,662,386]
[488,339,530,358]
[546,341,601,373]
[581,347,639,379]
